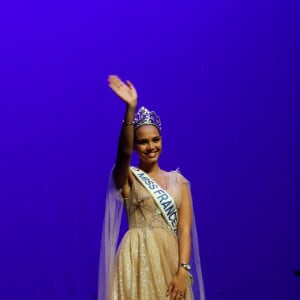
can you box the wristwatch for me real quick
[180,263,191,271]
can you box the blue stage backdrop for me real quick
[0,0,299,299]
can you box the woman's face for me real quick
[134,125,162,164]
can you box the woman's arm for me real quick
[177,180,192,273]
[107,75,137,197]
[166,178,192,300]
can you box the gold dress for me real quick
[110,171,193,300]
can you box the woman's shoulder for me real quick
[164,168,189,184]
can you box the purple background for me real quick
[1,0,299,299]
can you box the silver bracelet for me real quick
[122,120,134,126]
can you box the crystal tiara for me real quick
[134,106,162,131]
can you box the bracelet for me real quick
[122,120,134,126]
[180,263,191,271]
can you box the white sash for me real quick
[130,167,178,236]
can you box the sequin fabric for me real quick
[110,171,193,300]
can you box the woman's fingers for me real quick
[108,75,123,89]
[168,288,180,300]
[166,283,173,296]
[126,80,134,89]
[108,76,125,93]
[108,76,135,92]
[171,290,180,300]
[167,286,185,299]
[171,290,186,300]
[108,76,131,92]
[108,74,120,82]
[108,82,120,93]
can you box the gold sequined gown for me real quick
[110,172,193,300]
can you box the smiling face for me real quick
[134,125,162,165]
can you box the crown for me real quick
[134,106,162,131]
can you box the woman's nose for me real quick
[147,142,154,150]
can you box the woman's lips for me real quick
[145,152,156,158]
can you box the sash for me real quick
[130,166,178,236]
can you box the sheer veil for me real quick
[170,171,206,300]
[98,170,124,300]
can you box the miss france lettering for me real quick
[137,171,178,228]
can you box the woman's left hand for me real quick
[166,268,189,299]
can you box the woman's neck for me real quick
[138,163,161,176]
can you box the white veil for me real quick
[98,170,124,300]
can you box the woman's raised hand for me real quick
[108,75,137,107]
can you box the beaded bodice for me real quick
[125,171,181,232]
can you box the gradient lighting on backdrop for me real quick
[0,0,299,299]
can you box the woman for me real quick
[98,75,205,300]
